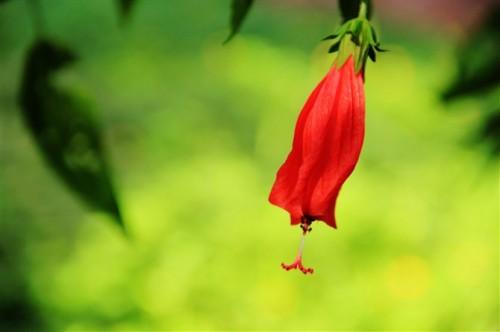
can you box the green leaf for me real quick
[117,0,136,22]
[339,0,372,22]
[224,0,254,43]
[368,45,376,62]
[476,110,500,156]
[442,5,500,101]
[18,39,125,231]
[0,0,10,4]
[322,34,338,41]
[442,62,500,100]
[328,42,340,53]
[348,32,360,46]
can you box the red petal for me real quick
[269,56,365,228]
[269,74,329,224]
[306,57,365,227]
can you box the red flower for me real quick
[270,55,365,228]
[269,56,365,273]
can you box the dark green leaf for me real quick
[117,0,136,22]
[339,0,372,22]
[18,39,125,231]
[374,44,387,52]
[476,110,500,156]
[442,4,500,157]
[442,5,500,101]
[0,0,10,4]
[322,34,338,41]
[224,0,254,43]
[349,32,360,46]
[442,62,500,101]
[368,46,376,62]
[328,42,340,53]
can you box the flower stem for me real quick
[358,1,368,20]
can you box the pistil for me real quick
[281,219,314,274]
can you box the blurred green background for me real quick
[0,0,498,330]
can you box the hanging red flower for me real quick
[269,55,364,230]
[269,1,383,274]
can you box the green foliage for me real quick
[442,4,500,156]
[475,111,500,155]
[225,0,254,43]
[18,39,125,231]
[324,2,383,72]
[442,6,500,100]
[0,240,43,331]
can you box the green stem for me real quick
[358,1,367,20]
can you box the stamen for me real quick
[281,219,314,274]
